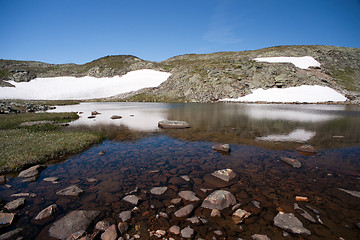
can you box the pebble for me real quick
[5,198,26,211]
[118,222,129,234]
[273,212,311,235]
[119,211,132,222]
[295,196,309,201]
[150,187,168,195]
[101,224,117,240]
[174,204,194,218]
[34,204,58,220]
[180,175,190,182]
[178,191,200,201]
[202,190,236,210]
[123,195,140,205]
[232,209,251,224]
[43,177,59,182]
[211,208,221,217]
[181,226,194,238]
[95,221,110,231]
[171,198,182,204]
[252,234,271,240]
[169,226,180,235]
[211,168,236,182]
[280,157,302,168]
[56,185,84,197]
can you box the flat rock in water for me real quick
[232,209,251,224]
[101,224,118,240]
[18,165,46,178]
[274,212,311,235]
[178,191,200,202]
[34,204,58,220]
[150,187,168,195]
[56,185,84,197]
[48,210,100,239]
[43,177,59,182]
[11,193,36,198]
[338,188,360,198]
[169,225,180,235]
[181,226,194,238]
[0,228,23,240]
[202,190,236,210]
[252,234,271,240]
[174,204,194,218]
[296,145,317,155]
[5,198,26,211]
[0,213,16,226]
[123,195,140,205]
[212,144,230,153]
[110,115,122,119]
[158,120,190,129]
[280,157,302,168]
[211,169,236,182]
[203,174,234,188]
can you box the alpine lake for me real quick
[1,102,359,240]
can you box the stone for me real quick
[95,221,110,231]
[178,191,200,202]
[101,224,117,240]
[91,111,101,115]
[10,192,36,198]
[295,196,308,201]
[280,157,302,168]
[48,210,100,239]
[201,190,236,210]
[56,185,84,197]
[99,150,106,156]
[211,169,236,182]
[70,230,86,239]
[294,203,316,223]
[0,175,6,185]
[252,234,271,240]
[43,177,59,182]
[88,115,96,119]
[0,213,16,226]
[0,228,23,240]
[34,204,58,220]
[174,204,194,218]
[118,222,129,234]
[169,226,180,235]
[296,145,317,155]
[181,226,194,238]
[214,230,223,236]
[155,230,166,236]
[187,216,200,224]
[22,176,37,182]
[150,187,168,195]
[5,198,26,211]
[171,198,182,204]
[158,120,190,129]
[119,211,132,222]
[232,209,251,224]
[338,188,360,198]
[18,165,46,178]
[273,212,311,235]
[180,175,190,182]
[123,195,140,205]
[86,178,98,183]
[212,144,230,153]
[110,115,122,119]
[211,208,221,217]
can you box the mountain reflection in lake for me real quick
[1,103,360,239]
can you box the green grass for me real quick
[0,112,102,173]
[330,67,359,91]
[0,112,79,129]
[0,129,101,173]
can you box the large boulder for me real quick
[48,210,100,239]
[201,190,236,210]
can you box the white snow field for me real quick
[0,69,171,100]
[221,85,347,103]
[254,56,321,69]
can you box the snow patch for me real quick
[221,85,347,103]
[0,69,171,100]
[254,56,321,69]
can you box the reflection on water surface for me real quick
[1,103,359,239]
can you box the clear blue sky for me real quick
[1,0,359,64]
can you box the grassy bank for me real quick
[0,112,102,174]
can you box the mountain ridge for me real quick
[1,45,359,103]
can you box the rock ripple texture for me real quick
[201,190,236,210]
[48,210,100,239]
[274,212,311,235]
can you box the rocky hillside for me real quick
[1,45,359,102]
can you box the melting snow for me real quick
[221,85,347,103]
[0,69,171,100]
[254,56,321,69]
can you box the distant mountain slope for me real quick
[1,45,359,102]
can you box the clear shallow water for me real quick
[1,103,360,239]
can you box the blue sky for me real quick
[0,0,359,64]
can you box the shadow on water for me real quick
[1,102,359,239]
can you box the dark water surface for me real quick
[1,103,360,239]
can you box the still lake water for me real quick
[1,102,360,239]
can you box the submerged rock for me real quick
[274,212,311,235]
[174,204,194,218]
[294,203,316,223]
[18,164,46,178]
[10,192,36,198]
[43,177,59,182]
[252,234,271,240]
[123,195,140,205]
[48,210,100,239]
[158,120,190,129]
[178,191,200,202]
[119,211,132,222]
[101,224,118,240]
[150,187,168,195]
[211,169,236,182]
[0,175,6,185]
[5,198,26,211]
[296,145,317,155]
[202,190,236,210]
[181,226,194,238]
[56,185,84,197]
[169,225,180,235]
[118,222,129,234]
[280,157,302,168]
[232,209,251,224]
[0,213,16,226]
[34,204,58,220]
[0,228,23,240]
[212,144,230,153]
[95,221,110,231]
[338,188,360,198]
